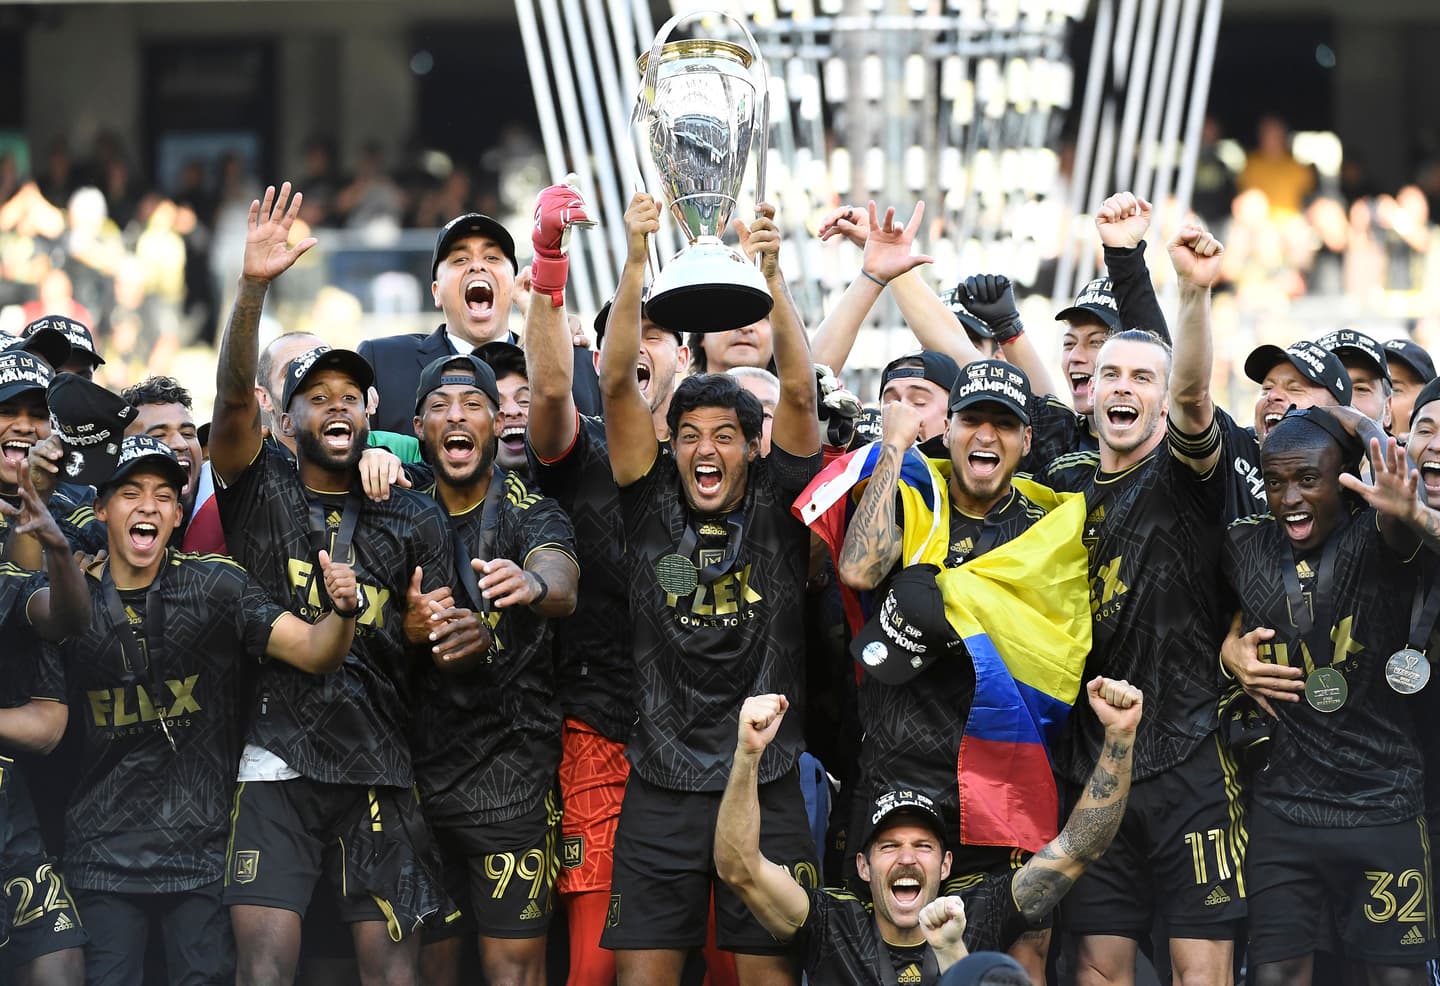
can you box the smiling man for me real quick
[1219,408,1438,986]
[120,376,202,517]
[597,192,820,986]
[714,682,1142,982]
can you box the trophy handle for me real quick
[637,10,770,213]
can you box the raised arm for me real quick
[600,194,662,486]
[714,694,811,941]
[7,471,90,639]
[837,402,922,590]
[959,274,1058,396]
[810,203,934,373]
[264,550,356,674]
[1166,224,1224,464]
[1009,677,1140,923]
[1340,435,1431,555]
[211,182,317,484]
[1096,191,1170,341]
[526,181,595,461]
[742,204,819,457]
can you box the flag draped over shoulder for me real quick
[792,443,1091,852]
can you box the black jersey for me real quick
[1214,407,1266,522]
[1223,510,1424,827]
[1043,418,1228,782]
[33,552,287,893]
[1020,396,1095,477]
[796,882,1030,985]
[0,565,45,710]
[527,415,637,742]
[411,469,577,825]
[856,490,1046,818]
[216,442,457,787]
[620,445,819,792]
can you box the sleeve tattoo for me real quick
[837,442,904,588]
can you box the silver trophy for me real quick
[634,11,772,333]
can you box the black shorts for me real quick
[1248,803,1438,966]
[223,778,444,942]
[0,763,86,968]
[601,767,817,954]
[76,881,232,986]
[425,787,563,942]
[1061,733,1247,940]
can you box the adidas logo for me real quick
[1088,506,1105,523]
[519,901,544,921]
[53,913,74,933]
[1401,926,1426,945]
[897,964,923,984]
[1203,886,1231,907]
[1296,560,1314,579]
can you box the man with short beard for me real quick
[209,182,469,986]
[1042,226,1246,986]
[597,192,820,986]
[406,351,578,986]
[714,681,1142,980]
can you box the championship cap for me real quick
[25,315,103,367]
[879,351,961,402]
[861,789,947,850]
[280,346,376,412]
[593,287,681,348]
[432,213,517,278]
[1383,338,1436,383]
[1055,277,1122,332]
[414,354,500,415]
[100,435,189,493]
[46,374,138,485]
[1243,340,1352,405]
[10,320,73,371]
[947,359,1033,424]
[1318,329,1389,383]
[849,564,964,685]
[0,350,53,405]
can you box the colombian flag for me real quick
[793,443,1091,851]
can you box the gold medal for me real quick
[1304,667,1348,713]
[1386,648,1431,695]
[655,553,699,597]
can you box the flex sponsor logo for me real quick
[287,557,389,631]
[88,675,200,730]
[664,561,762,629]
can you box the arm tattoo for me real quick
[1104,739,1130,761]
[1012,866,1075,922]
[1086,764,1119,800]
[1055,802,1125,866]
[217,281,266,404]
[838,442,904,587]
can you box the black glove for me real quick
[961,274,1024,344]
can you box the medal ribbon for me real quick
[672,509,747,584]
[1406,575,1440,653]
[100,555,175,752]
[452,466,506,615]
[306,490,362,610]
[1280,537,1340,675]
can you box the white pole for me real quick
[1134,0,1181,204]
[1149,0,1202,240]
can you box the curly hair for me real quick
[666,373,764,443]
[120,376,193,410]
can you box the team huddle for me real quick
[0,175,1434,986]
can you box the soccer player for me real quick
[407,351,578,986]
[1383,339,1435,442]
[1318,329,1392,429]
[522,181,684,986]
[596,191,820,986]
[25,436,361,985]
[209,182,465,986]
[1220,408,1440,986]
[1041,224,1245,986]
[713,679,1141,980]
[120,376,203,512]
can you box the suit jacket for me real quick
[359,325,602,435]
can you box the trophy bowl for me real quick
[635,17,773,334]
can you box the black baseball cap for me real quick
[25,315,103,366]
[414,354,500,415]
[938,953,1032,986]
[432,213,517,278]
[849,564,964,685]
[280,346,376,412]
[1318,329,1389,383]
[0,350,53,404]
[100,435,189,493]
[861,789,947,851]
[1384,338,1436,383]
[948,359,1033,425]
[1055,277,1122,332]
[941,287,995,341]
[593,288,682,349]
[1243,340,1353,405]
[879,351,961,402]
[475,340,527,382]
[11,321,73,370]
[46,374,137,485]
[1410,377,1440,421]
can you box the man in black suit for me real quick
[360,212,600,433]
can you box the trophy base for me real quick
[646,241,773,334]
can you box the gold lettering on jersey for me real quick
[1090,556,1128,619]
[665,563,763,628]
[86,676,202,731]
[481,610,506,660]
[1329,616,1363,669]
[1256,641,1292,667]
[950,537,974,559]
[286,558,390,630]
